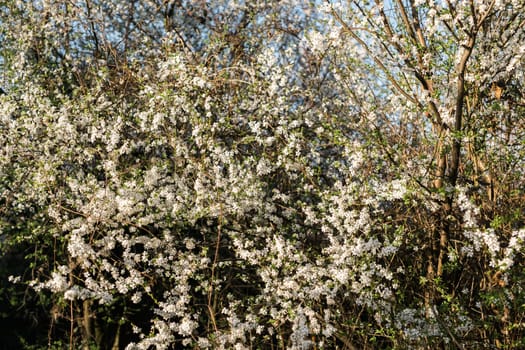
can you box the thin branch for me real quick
[409,0,428,50]
[395,0,417,42]
[449,34,476,186]
[330,7,418,105]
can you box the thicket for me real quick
[1,1,525,349]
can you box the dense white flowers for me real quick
[2,0,524,349]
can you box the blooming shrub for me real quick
[1,0,525,349]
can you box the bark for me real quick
[82,300,92,350]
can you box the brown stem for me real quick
[450,29,477,185]
[111,323,121,350]
[69,300,74,350]
[207,205,223,333]
[83,300,92,349]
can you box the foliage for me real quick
[1,0,525,349]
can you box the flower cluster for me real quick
[1,0,525,349]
